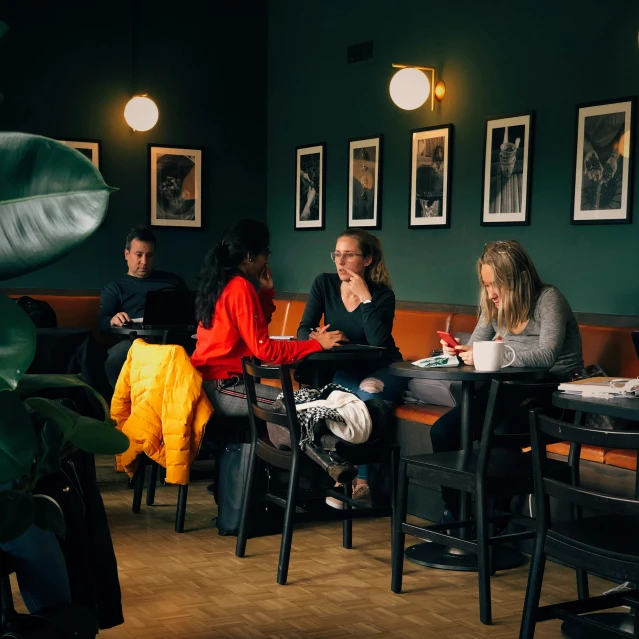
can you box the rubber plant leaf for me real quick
[0,294,35,392]
[0,132,116,280]
[0,490,35,542]
[26,398,129,455]
[0,391,36,483]
[17,373,109,420]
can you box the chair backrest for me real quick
[529,409,639,526]
[476,379,559,478]
[241,357,302,449]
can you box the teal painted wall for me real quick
[267,0,639,315]
[0,0,267,289]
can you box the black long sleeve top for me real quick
[98,270,187,333]
[296,273,402,366]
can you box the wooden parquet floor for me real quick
[11,457,616,638]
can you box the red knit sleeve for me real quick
[231,278,321,363]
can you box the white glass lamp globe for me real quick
[124,95,159,131]
[389,68,430,110]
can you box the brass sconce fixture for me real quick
[389,64,446,111]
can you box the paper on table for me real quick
[411,355,459,368]
[270,336,295,340]
[130,318,143,324]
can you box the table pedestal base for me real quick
[404,542,526,572]
[561,612,635,638]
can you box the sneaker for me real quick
[352,484,372,506]
[326,483,344,510]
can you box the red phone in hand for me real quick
[437,331,460,349]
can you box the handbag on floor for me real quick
[212,443,283,538]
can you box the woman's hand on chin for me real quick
[258,265,274,290]
[344,268,372,303]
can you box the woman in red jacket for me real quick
[191,219,344,416]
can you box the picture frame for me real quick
[294,142,326,231]
[481,113,533,226]
[409,124,452,229]
[59,139,101,169]
[571,97,635,225]
[347,135,383,229]
[148,144,203,228]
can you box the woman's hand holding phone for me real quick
[437,330,473,363]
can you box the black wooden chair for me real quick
[391,379,565,625]
[235,358,400,585]
[130,418,236,533]
[0,551,16,634]
[520,409,639,638]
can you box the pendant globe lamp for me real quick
[124,0,159,132]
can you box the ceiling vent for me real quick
[347,40,374,65]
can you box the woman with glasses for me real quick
[191,219,343,417]
[297,229,406,506]
[432,239,583,524]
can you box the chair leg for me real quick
[576,568,589,600]
[0,573,15,633]
[132,455,147,513]
[277,453,301,585]
[519,534,547,639]
[476,485,492,625]
[391,460,408,594]
[146,461,159,506]
[235,448,259,558]
[175,484,188,533]
[342,481,353,549]
[389,447,400,559]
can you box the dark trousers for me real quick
[105,341,131,388]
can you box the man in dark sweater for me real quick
[100,226,187,387]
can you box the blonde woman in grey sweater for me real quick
[434,240,583,522]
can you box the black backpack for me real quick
[15,296,57,329]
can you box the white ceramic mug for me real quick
[473,341,515,372]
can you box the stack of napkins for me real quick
[558,377,639,398]
[411,355,460,368]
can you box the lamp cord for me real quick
[130,0,137,95]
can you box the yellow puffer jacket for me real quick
[111,339,213,485]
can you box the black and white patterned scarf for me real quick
[276,383,355,449]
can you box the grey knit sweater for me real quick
[467,286,583,378]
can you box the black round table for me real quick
[552,391,639,639]
[303,344,385,387]
[390,362,548,571]
[110,325,195,342]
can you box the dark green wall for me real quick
[267,0,639,315]
[0,0,267,289]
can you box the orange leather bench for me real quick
[5,290,639,472]
[269,299,639,473]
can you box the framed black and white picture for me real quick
[59,139,100,169]
[348,135,382,229]
[571,98,635,225]
[148,145,202,228]
[295,143,326,230]
[481,113,533,226]
[409,124,452,229]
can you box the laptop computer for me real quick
[140,290,196,328]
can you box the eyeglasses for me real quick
[330,252,363,262]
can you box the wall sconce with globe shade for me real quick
[389,64,446,112]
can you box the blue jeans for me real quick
[333,367,407,481]
[0,498,71,613]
